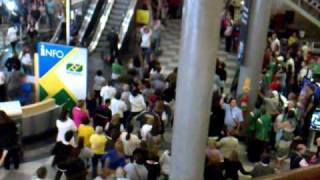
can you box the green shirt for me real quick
[256,114,272,142]
[112,63,124,74]
[247,108,261,134]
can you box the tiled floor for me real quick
[158,19,239,93]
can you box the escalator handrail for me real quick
[50,19,64,43]
[77,0,99,44]
[88,0,115,53]
[117,0,138,50]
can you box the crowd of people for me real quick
[0,0,67,104]
[30,0,178,179]
[204,2,320,180]
[2,0,320,179]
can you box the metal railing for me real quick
[292,0,320,19]
[77,0,100,44]
[117,0,138,50]
[50,19,64,43]
[282,0,320,28]
[88,0,115,52]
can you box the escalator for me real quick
[88,0,138,53]
[282,0,320,28]
[77,0,107,45]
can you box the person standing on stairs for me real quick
[140,26,153,64]
[107,27,119,63]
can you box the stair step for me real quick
[109,14,124,22]
[113,3,129,11]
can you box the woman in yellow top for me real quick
[78,118,94,147]
[288,32,298,47]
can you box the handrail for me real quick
[88,0,115,53]
[77,0,99,44]
[256,164,320,180]
[117,0,138,50]
[50,19,64,43]
[283,0,320,28]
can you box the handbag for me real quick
[224,26,233,37]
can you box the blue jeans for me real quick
[142,47,152,63]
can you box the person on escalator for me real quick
[107,27,119,63]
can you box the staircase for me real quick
[158,19,239,94]
[282,0,320,28]
[95,0,131,53]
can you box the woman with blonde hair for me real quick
[224,150,250,180]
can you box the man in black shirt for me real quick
[290,143,309,169]
[107,27,119,62]
[5,53,21,72]
[52,131,75,180]
[94,99,112,128]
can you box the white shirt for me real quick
[120,132,141,156]
[140,28,152,48]
[124,163,148,180]
[110,98,127,118]
[20,53,32,66]
[140,124,152,141]
[93,75,106,91]
[0,71,5,85]
[56,118,77,143]
[160,150,171,175]
[7,26,18,43]
[271,38,280,52]
[286,58,295,73]
[100,85,116,101]
[129,94,146,112]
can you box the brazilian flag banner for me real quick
[35,42,88,109]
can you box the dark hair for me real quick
[126,124,133,140]
[132,89,139,97]
[115,92,121,100]
[261,153,271,164]
[229,97,236,104]
[133,150,145,165]
[77,137,84,150]
[82,118,90,125]
[150,120,160,136]
[59,108,68,122]
[96,70,103,76]
[105,98,111,105]
[36,166,47,178]
[287,110,296,119]
[0,110,12,125]
[65,130,74,142]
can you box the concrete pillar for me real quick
[237,0,273,107]
[66,0,71,45]
[170,0,222,179]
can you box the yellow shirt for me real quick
[90,134,107,155]
[78,124,94,147]
[288,36,297,46]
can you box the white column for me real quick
[170,0,222,179]
[66,0,71,45]
[237,0,273,107]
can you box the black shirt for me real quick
[5,57,21,71]
[51,142,74,167]
[0,121,19,149]
[94,105,112,127]
[224,159,250,180]
[107,31,119,48]
[30,9,41,21]
[204,164,223,180]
